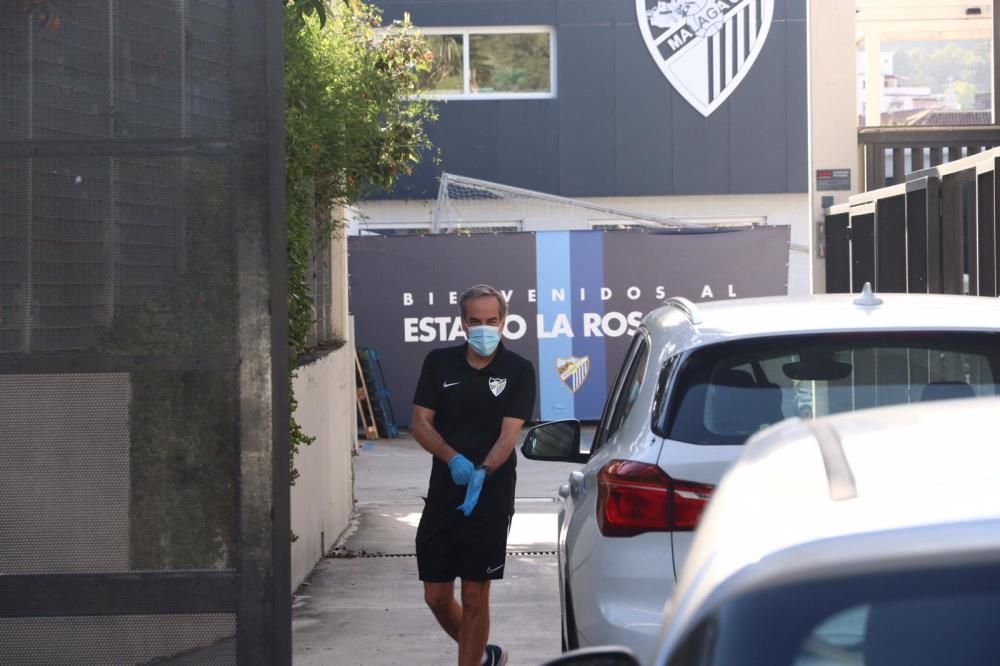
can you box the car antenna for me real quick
[852,282,883,307]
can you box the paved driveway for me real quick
[292,432,578,665]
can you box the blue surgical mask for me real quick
[467,325,501,357]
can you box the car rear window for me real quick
[674,559,1000,666]
[656,332,1000,445]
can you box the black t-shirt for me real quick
[413,342,536,508]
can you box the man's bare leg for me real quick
[458,580,491,666]
[424,581,462,642]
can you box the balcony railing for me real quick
[860,126,1000,191]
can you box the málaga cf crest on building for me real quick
[637,0,774,117]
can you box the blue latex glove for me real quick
[448,454,475,486]
[457,468,486,517]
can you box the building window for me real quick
[417,27,556,100]
[355,221,522,236]
[590,220,656,231]
[362,226,431,237]
[442,221,522,234]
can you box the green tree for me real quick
[893,40,991,108]
[950,80,978,110]
[284,1,436,482]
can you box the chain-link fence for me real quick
[0,2,288,664]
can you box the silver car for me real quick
[543,395,1000,666]
[522,288,1000,659]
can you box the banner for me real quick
[349,227,790,425]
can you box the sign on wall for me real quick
[638,0,775,117]
[349,228,790,425]
[816,168,851,191]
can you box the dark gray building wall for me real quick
[375,0,808,199]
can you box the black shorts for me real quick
[416,474,515,582]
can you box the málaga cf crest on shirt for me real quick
[489,377,507,397]
[637,0,774,117]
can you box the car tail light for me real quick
[597,460,714,537]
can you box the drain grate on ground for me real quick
[328,549,557,559]
[507,550,558,556]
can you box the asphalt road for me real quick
[292,429,585,665]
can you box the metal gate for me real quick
[825,147,1000,297]
[0,2,289,664]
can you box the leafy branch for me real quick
[284,1,436,483]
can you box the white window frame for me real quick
[589,219,657,230]
[417,26,557,100]
[355,222,431,236]
[442,220,523,234]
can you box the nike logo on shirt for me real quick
[443,381,461,388]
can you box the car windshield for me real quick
[668,559,1000,666]
[657,332,1000,445]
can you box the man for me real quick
[412,284,536,666]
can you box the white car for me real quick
[543,396,1000,666]
[522,287,1000,660]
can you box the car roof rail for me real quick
[663,296,702,325]
[807,420,857,501]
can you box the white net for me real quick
[432,172,700,233]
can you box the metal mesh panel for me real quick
[31,1,111,140]
[0,614,236,665]
[114,1,185,138]
[0,156,235,354]
[27,158,112,352]
[127,367,238,571]
[186,0,231,137]
[108,157,235,353]
[0,0,230,142]
[0,11,28,139]
[1,0,285,659]
[0,370,237,573]
[0,161,27,352]
[0,373,131,574]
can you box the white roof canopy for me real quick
[857,0,994,41]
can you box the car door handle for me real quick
[569,471,585,497]
[558,484,571,498]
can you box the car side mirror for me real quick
[539,646,640,666]
[521,420,588,463]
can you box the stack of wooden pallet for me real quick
[355,350,379,440]
[356,347,399,439]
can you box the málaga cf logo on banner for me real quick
[557,356,591,394]
[638,0,774,117]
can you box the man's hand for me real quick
[447,454,475,486]
[457,468,486,516]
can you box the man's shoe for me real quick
[483,644,508,666]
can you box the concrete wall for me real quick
[808,0,861,293]
[290,344,357,590]
[290,226,357,591]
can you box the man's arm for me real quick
[480,416,526,472]
[412,405,460,464]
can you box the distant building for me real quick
[356,0,858,296]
